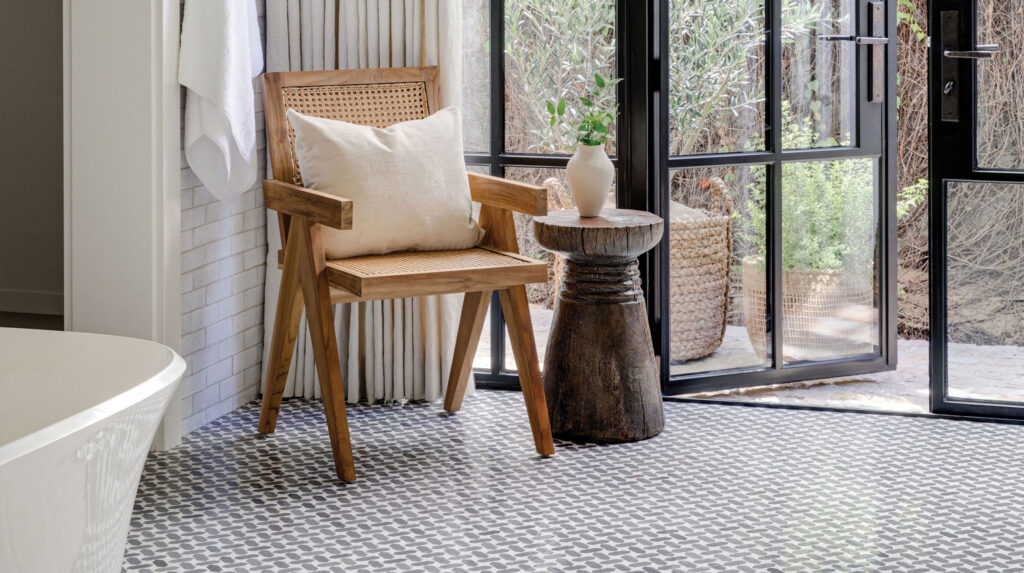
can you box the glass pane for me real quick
[500,167,616,372]
[781,158,879,363]
[669,166,771,376]
[669,0,767,155]
[466,165,491,221]
[462,0,490,152]
[947,182,1024,403]
[782,0,857,149]
[474,300,493,371]
[977,1,1024,170]
[504,0,617,155]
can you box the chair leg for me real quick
[294,222,356,482]
[258,244,304,434]
[498,286,555,457]
[444,290,493,413]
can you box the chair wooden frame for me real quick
[259,67,555,482]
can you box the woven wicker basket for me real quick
[668,178,734,362]
[741,256,875,360]
[545,177,734,362]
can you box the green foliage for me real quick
[506,0,882,273]
[668,0,822,156]
[739,104,876,272]
[897,178,929,220]
[504,0,617,154]
[894,0,926,119]
[547,73,622,147]
[897,0,927,42]
[669,0,765,155]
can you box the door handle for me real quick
[818,35,890,46]
[941,10,1001,121]
[857,37,890,46]
[820,1,887,103]
[944,44,1000,59]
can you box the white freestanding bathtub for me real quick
[0,328,185,573]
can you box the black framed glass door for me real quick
[469,0,897,394]
[929,1,1024,418]
[659,0,897,395]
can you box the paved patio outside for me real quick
[474,306,1024,414]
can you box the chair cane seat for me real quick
[279,247,547,302]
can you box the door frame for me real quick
[63,0,183,447]
[928,0,1024,418]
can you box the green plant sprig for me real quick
[738,102,876,273]
[547,73,622,147]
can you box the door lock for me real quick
[940,12,1000,121]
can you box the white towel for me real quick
[179,0,264,202]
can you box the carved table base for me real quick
[534,209,665,443]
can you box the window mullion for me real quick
[489,0,506,375]
[768,0,785,370]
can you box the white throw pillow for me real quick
[286,106,484,260]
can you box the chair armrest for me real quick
[468,173,548,216]
[263,180,353,230]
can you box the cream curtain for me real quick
[262,0,468,403]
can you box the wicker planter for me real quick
[549,179,735,362]
[667,179,734,362]
[741,256,874,360]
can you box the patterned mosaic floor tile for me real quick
[125,391,1024,572]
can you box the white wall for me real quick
[0,1,64,316]
[177,0,268,435]
[65,0,180,343]
[65,0,182,448]
[62,0,266,441]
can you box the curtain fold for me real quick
[263,0,469,404]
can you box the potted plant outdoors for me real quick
[738,114,877,361]
[547,73,621,217]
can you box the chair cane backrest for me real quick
[262,67,441,189]
[261,67,442,247]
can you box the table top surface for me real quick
[533,209,663,230]
[533,209,664,259]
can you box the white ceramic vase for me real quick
[566,143,614,217]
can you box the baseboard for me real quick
[0,288,64,315]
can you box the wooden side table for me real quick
[533,209,665,443]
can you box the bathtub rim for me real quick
[0,329,187,467]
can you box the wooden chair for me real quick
[259,66,555,482]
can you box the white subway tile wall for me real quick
[178,0,267,435]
